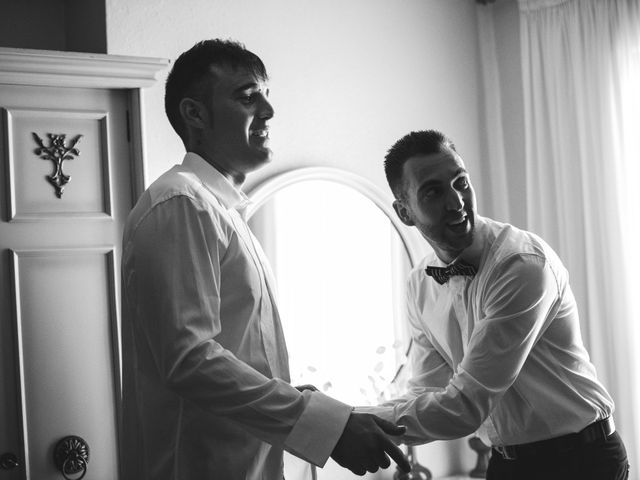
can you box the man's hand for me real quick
[330,412,411,476]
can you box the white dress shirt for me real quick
[360,216,613,447]
[120,152,351,480]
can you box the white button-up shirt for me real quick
[120,153,351,480]
[361,216,613,447]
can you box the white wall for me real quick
[106,0,487,477]
[106,0,486,200]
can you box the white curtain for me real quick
[519,0,640,471]
[477,5,511,222]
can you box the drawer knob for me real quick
[53,436,90,480]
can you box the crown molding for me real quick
[0,47,169,89]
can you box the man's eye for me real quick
[239,93,256,104]
[423,187,441,199]
[456,178,470,190]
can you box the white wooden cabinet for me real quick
[0,48,167,480]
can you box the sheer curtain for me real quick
[519,0,640,470]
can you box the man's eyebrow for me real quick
[232,82,261,94]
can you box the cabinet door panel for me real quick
[1,83,131,480]
[10,249,119,480]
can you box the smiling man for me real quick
[360,129,629,479]
[120,39,410,480]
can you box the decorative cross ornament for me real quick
[32,132,82,198]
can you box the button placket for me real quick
[229,210,285,378]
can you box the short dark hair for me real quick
[164,39,268,141]
[384,129,457,200]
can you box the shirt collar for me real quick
[182,152,252,212]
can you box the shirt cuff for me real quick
[284,391,352,467]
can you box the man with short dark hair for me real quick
[360,129,629,479]
[120,39,410,480]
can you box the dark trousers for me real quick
[487,431,630,480]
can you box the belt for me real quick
[493,417,615,461]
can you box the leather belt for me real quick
[493,417,615,461]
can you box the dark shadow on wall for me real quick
[0,0,106,53]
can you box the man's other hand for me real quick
[330,412,411,476]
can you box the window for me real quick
[266,180,409,405]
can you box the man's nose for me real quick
[446,188,464,211]
[258,95,274,119]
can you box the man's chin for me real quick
[245,150,272,172]
[257,145,273,162]
[446,230,475,253]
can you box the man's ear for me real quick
[179,98,208,130]
[393,200,415,226]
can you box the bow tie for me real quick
[425,261,477,285]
